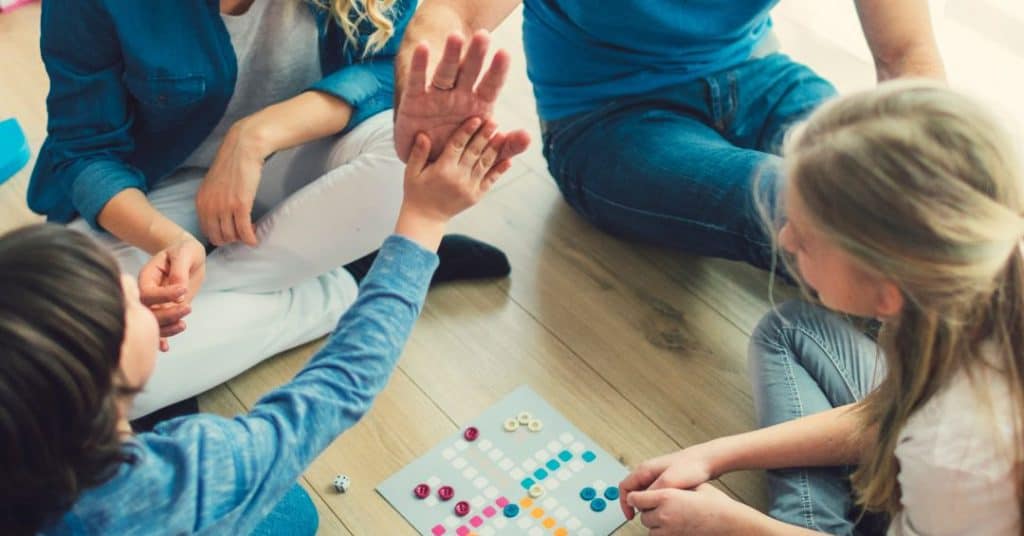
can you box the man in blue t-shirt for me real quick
[392,0,945,270]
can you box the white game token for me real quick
[528,419,544,432]
[517,411,533,424]
[503,418,520,432]
[528,484,545,498]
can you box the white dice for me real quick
[332,474,351,493]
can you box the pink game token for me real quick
[413,484,431,499]
[463,426,479,442]
[454,500,471,517]
[438,485,455,501]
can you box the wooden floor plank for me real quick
[224,340,463,535]
[444,173,769,508]
[0,3,47,234]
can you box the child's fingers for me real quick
[480,159,513,194]
[160,337,170,352]
[151,303,192,328]
[471,132,503,180]
[406,133,432,177]
[460,119,498,167]
[159,320,187,338]
[441,117,484,162]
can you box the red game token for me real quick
[413,484,431,499]
[454,500,471,517]
[438,485,455,501]
[463,426,479,442]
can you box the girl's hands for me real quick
[619,446,718,519]
[626,483,768,535]
[137,233,207,351]
[195,121,267,247]
[396,116,512,250]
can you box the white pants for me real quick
[70,112,403,417]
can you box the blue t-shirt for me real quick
[523,0,779,120]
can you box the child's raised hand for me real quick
[396,116,513,250]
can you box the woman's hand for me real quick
[619,445,720,518]
[626,483,772,535]
[195,120,268,247]
[138,233,207,351]
[396,116,512,250]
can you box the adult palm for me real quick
[394,31,530,164]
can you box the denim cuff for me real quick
[309,62,394,135]
[69,159,148,230]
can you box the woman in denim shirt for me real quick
[29,0,509,419]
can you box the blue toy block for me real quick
[0,118,30,186]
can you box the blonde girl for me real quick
[619,81,1023,535]
[31,0,510,422]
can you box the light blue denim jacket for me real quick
[43,235,437,535]
[29,0,415,229]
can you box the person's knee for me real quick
[325,111,397,171]
[748,300,824,368]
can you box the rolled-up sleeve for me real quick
[30,0,146,228]
[308,0,415,132]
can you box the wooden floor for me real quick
[2,2,1020,534]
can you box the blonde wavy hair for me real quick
[776,81,1024,525]
[309,0,398,55]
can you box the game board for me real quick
[378,386,629,536]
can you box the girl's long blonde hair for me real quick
[310,0,398,55]
[779,81,1024,523]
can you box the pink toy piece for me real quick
[463,426,479,442]
[413,484,431,499]
[438,485,455,501]
[454,500,471,517]
[455,527,470,536]
[431,524,446,536]
[469,516,483,528]
[482,506,497,518]
[495,497,509,508]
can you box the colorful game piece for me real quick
[438,485,455,501]
[603,486,620,501]
[332,474,351,493]
[463,426,480,442]
[378,386,629,535]
[0,118,30,187]
[527,419,544,432]
[528,484,545,498]
[414,483,431,499]
[582,451,597,463]
[580,487,596,501]
[517,411,532,424]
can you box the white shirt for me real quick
[181,0,321,169]
[890,353,1021,535]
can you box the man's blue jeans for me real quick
[749,301,884,535]
[541,54,836,270]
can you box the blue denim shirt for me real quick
[29,0,415,229]
[42,235,437,535]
